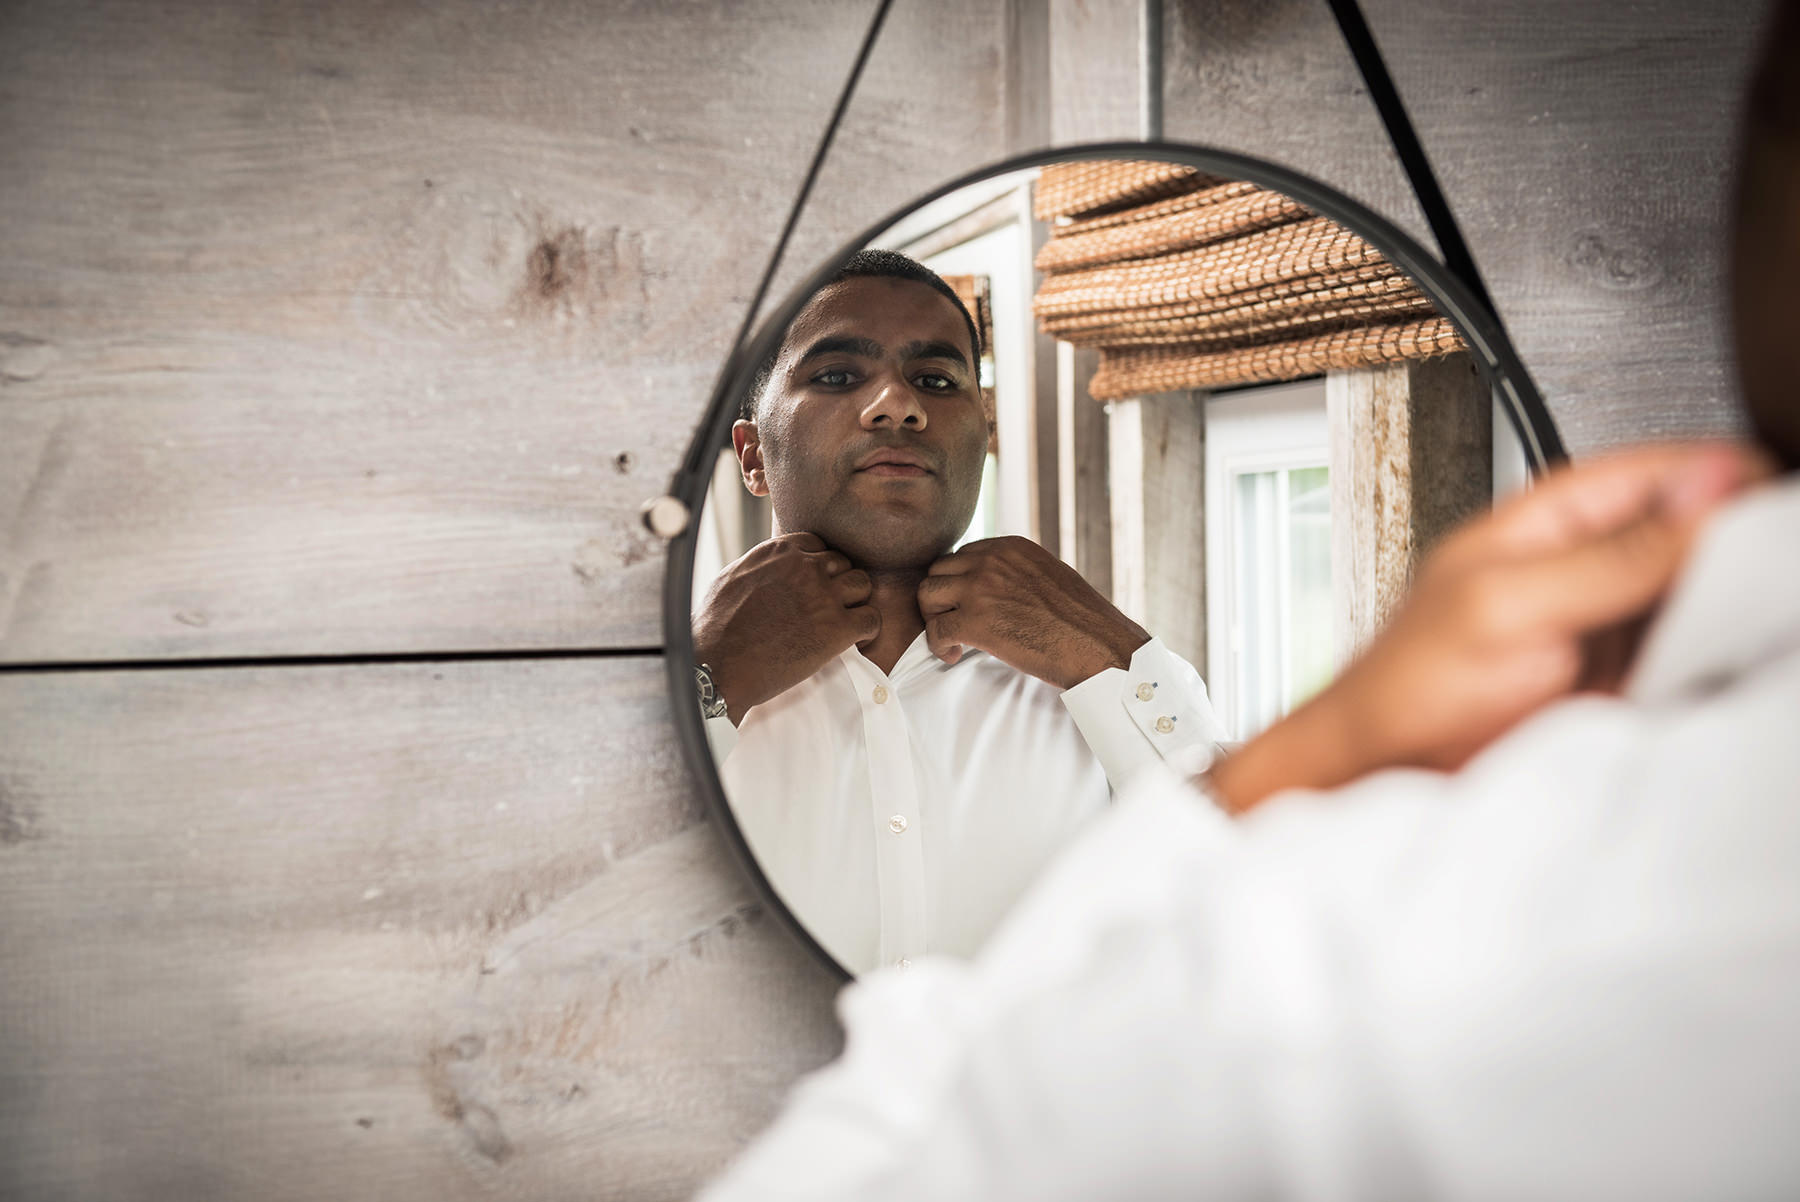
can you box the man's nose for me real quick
[859,373,927,430]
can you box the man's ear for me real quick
[732,420,769,497]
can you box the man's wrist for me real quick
[1062,622,1150,689]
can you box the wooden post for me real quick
[1328,352,1492,659]
[1108,392,1207,675]
[1045,0,1141,592]
[1057,343,1114,595]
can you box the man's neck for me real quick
[858,566,928,676]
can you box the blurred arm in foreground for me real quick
[699,3,1800,1198]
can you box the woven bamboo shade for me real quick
[1033,160,1465,398]
[939,272,999,452]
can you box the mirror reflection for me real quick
[690,159,1531,976]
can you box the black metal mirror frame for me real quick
[662,140,1567,982]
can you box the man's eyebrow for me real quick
[794,335,885,364]
[897,340,969,368]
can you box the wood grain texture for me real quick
[1164,0,1766,456]
[1057,342,1114,593]
[0,658,843,1201]
[0,0,1012,663]
[1,4,1780,1199]
[1328,353,1489,658]
[1108,393,1208,673]
[1050,0,1145,142]
[1364,0,1766,454]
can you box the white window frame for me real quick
[1203,378,1331,740]
[873,170,1043,543]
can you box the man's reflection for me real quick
[693,250,1226,974]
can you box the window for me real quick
[1203,379,1332,740]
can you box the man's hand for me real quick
[918,535,1149,689]
[692,532,880,724]
[1209,442,1772,815]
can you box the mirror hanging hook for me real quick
[640,495,690,540]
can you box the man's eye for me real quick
[915,372,957,392]
[813,369,856,387]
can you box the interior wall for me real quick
[0,0,1771,1198]
[1161,0,1766,454]
[0,2,1012,1197]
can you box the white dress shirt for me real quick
[701,477,1800,1201]
[708,636,1226,975]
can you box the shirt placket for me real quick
[842,650,927,969]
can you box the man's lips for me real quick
[853,449,935,477]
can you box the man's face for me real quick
[735,276,989,569]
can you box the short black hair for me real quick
[739,249,982,421]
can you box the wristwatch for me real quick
[695,662,729,720]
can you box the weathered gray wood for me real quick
[1108,393,1208,673]
[1042,0,1144,580]
[1165,0,1766,456]
[1328,353,1490,658]
[1050,0,1145,143]
[1057,342,1114,594]
[0,0,1013,663]
[1006,0,1054,153]
[1027,198,1065,558]
[1369,0,1765,454]
[1162,0,1436,249]
[1,5,1779,1200]
[0,658,842,1201]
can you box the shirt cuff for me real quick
[1061,637,1228,795]
[704,712,738,765]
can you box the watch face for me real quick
[695,664,728,720]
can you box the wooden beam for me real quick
[1108,392,1207,675]
[1044,0,1140,590]
[1056,343,1113,595]
[1329,352,1492,658]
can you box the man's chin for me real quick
[816,520,964,572]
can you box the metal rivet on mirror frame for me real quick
[640,495,690,540]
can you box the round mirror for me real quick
[664,144,1563,980]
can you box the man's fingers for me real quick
[1471,442,1766,561]
[925,549,977,576]
[849,603,881,647]
[916,573,963,615]
[813,550,853,577]
[781,531,828,553]
[836,569,872,604]
[1490,507,1696,641]
[924,613,966,664]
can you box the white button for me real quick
[1155,716,1175,734]
[872,685,889,704]
[887,814,908,834]
[1135,682,1155,702]
[897,958,912,970]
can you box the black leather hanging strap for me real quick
[1325,0,1498,318]
[727,0,896,361]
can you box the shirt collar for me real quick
[838,632,985,686]
[1628,475,1800,704]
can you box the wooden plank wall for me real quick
[0,0,1771,1197]
[0,1,1014,1197]
[1162,0,1766,454]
